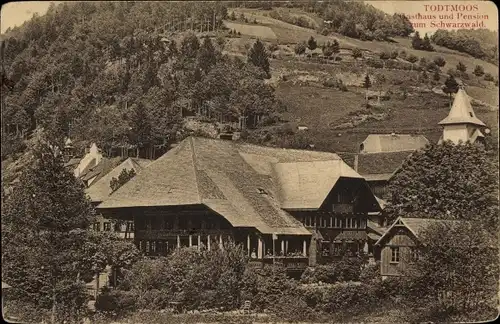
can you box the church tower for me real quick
[438,87,486,145]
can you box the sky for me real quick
[1,1,57,33]
[1,1,498,34]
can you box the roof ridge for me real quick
[189,137,202,203]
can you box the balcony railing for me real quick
[136,229,233,240]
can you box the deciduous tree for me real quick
[307,36,317,51]
[385,142,498,230]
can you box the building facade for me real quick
[375,217,460,279]
[96,137,382,270]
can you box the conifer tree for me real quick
[456,61,467,73]
[443,75,459,106]
[197,36,217,74]
[248,39,270,76]
[363,73,371,104]
[411,31,422,49]
[331,39,340,61]
[2,130,140,321]
[473,65,485,77]
[307,36,317,51]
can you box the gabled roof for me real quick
[85,157,153,203]
[80,157,123,183]
[438,89,486,127]
[339,151,414,177]
[273,160,362,209]
[64,157,81,168]
[360,134,429,154]
[375,217,462,246]
[98,137,371,235]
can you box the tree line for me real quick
[431,29,498,64]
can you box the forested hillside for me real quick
[1,0,498,162]
[1,1,283,159]
[431,29,498,64]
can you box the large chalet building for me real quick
[96,136,382,270]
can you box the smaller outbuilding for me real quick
[375,217,461,279]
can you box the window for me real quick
[411,248,419,262]
[114,222,122,232]
[93,222,101,232]
[322,217,328,228]
[321,243,330,256]
[127,221,134,232]
[151,241,157,253]
[304,216,309,226]
[359,219,366,229]
[146,241,150,253]
[390,247,400,263]
[329,216,333,228]
[103,222,111,231]
[334,217,342,228]
[332,243,343,256]
[139,240,143,251]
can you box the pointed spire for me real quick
[438,88,486,127]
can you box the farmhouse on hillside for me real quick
[96,136,382,271]
[438,88,487,145]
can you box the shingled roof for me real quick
[439,89,486,127]
[339,151,414,178]
[98,137,371,235]
[360,134,429,154]
[85,157,153,203]
[80,157,123,184]
[375,217,463,246]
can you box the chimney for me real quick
[354,154,359,172]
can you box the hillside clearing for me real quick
[223,21,277,40]
[229,8,499,77]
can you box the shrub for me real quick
[300,257,366,284]
[359,262,381,284]
[268,291,313,322]
[456,61,467,73]
[484,73,494,81]
[323,78,338,88]
[95,288,137,314]
[366,58,384,69]
[267,43,279,52]
[473,65,485,76]
[319,283,377,314]
[242,264,296,312]
[294,42,306,55]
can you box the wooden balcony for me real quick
[135,229,233,240]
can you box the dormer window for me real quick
[257,188,267,195]
[469,112,474,117]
